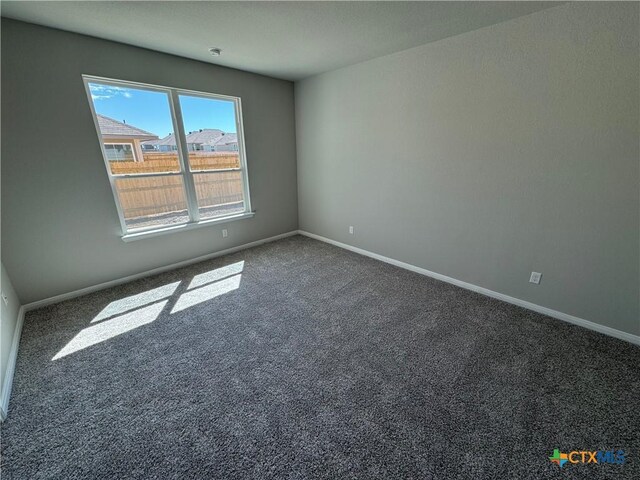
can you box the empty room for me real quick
[1,1,638,478]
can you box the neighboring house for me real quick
[143,133,180,152]
[142,129,239,153]
[211,133,239,152]
[97,114,158,162]
[186,128,225,151]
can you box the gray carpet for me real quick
[2,235,639,479]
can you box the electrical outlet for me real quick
[222,229,228,238]
[349,226,354,235]
[1,292,8,306]
[529,272,542,285]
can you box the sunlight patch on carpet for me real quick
[91,281,181,323]
[53,300,168,360]
[172,274,242,314]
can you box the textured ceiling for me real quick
[1,1,560,80]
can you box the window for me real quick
[83,76,252,239]
[104,143,135,162]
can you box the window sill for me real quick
[121,211,255,242]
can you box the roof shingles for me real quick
[97,114,158,139]
[143,129,238,147]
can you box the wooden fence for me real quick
[110,152,240,174]
[111,152,244,220]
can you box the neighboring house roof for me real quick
[211,133,238,147]
[187,129,225,145]
[143,129,237,147]
[144,133,177,147]
[97,114,158,140]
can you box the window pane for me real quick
[88,82,180,174]
[178,94,240,171]
[104,144,135,162]
[194,172,245,220]
[114,176,189,230]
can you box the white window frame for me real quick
[83,75,253,241]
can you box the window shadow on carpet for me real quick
[52,261,245,360]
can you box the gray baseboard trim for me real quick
[1,306,26,422]
[298,230,640,346]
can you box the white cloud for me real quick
[89,83,135,101]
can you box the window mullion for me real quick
[235,97,252,214]
[168,89,200,223]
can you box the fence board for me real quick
[110,152,240,174]
[114,169,244,220]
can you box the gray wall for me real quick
[295,3,640,335]
[1,19,298,304]
[1,263,20,407]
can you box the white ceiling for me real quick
[1,1,560,81]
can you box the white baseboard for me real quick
[23,230,299,312]
[298,230,640,346]
[1,306,25,421]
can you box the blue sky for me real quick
[89,83,237,138]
